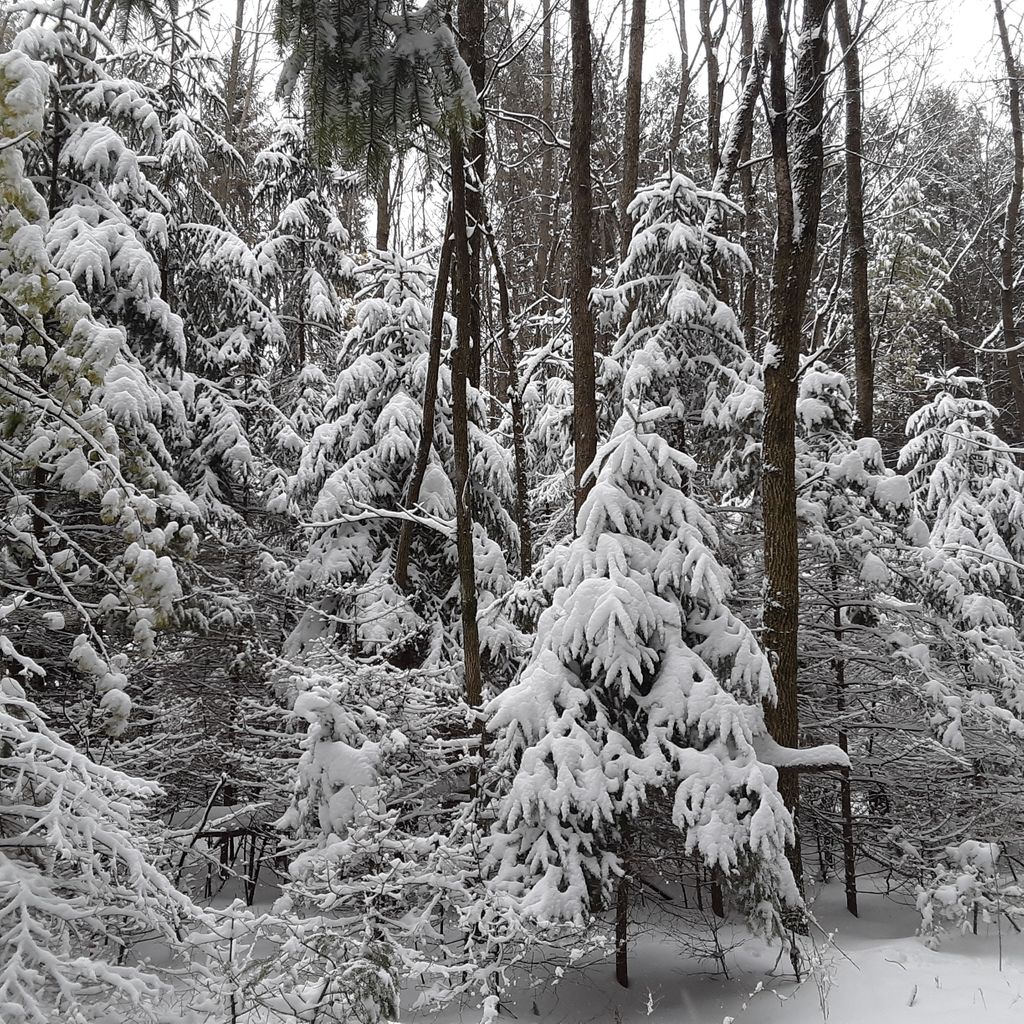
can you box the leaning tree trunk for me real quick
[762,0,832,892]
[394,209,454,591]
[569,0,598,522]
[995,0,1024,441]
[835,0,873,438]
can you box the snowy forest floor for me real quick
[415,878,1024,1024]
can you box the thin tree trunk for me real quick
[619,0,647,250]
[449,137,483,708]
[569,0,598,522]
[762,0,832,893]
[668,0,690,155]
[536,0,556,298]
[394,210,454,591]
[483,219,533,576]
[705,28,769,216]
[219,0,246,207]
[739,0,757,340]
[836,0,873,438]
[831,570,859,916]
[615,873,629,987]
[699,0,723,179]
[995,0,1024,440]
[459,0,486,388]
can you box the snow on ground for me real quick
[412,879,1024,1024]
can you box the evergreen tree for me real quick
[486,341,807,934]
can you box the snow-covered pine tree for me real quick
[869,178,957,451]
[1,47,199,1023]
[286,249,518,672]
[792,364,1024,900]
[594,170,764,492]
[253,118,356,494]
[274,0,479,179]
[486,339,809,936]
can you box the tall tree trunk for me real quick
[449,137,483,708]
[995,0,1024,441]
[219,0,246,208]
[569,0,598,522]
[619,0,647,251]
[459,0,486,388]
[836,0,873,438]
[395,210,454,591]
[762,0,832,892]
[484,219,533,576]
[738,0,757,340]
[668,0,690,156]
[699,0,723,179]
[536,0,556,299]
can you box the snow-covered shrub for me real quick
[0,674,196,1023]
[264,656,530,1019]
[916,841,1023,947]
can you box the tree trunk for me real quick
[484,219,533,576]
[738,0,757,341]
[995,0,1024,441]
[449,137,483,708]
[459,0,487,388]
[619,0,646,251]
[375,159,392,250]
[835,0,873,438]
[610,868,626,987]
[536,0,557,299]
[705,28,769,215]
[762,0,832,892]
[394,209,454,591]
[668,0,690,156]
[569,0,598,523]
[699,0,723,179]
[831,570,859,916]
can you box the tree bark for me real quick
[831,570,859,916]
[995,0,1024,441]
[394,209,454,591]
[449,137,483,708]
[569,0,598,523]
[835,0,873,438]
[619,0,647,251]
[762,0,832,892]
[738,0,757,341]
[536,0,557,300]
[668,0,690,156]
[375,158,392,250]
[615,871,629,987]
[459,0,487,388]
[699,0,724,179]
